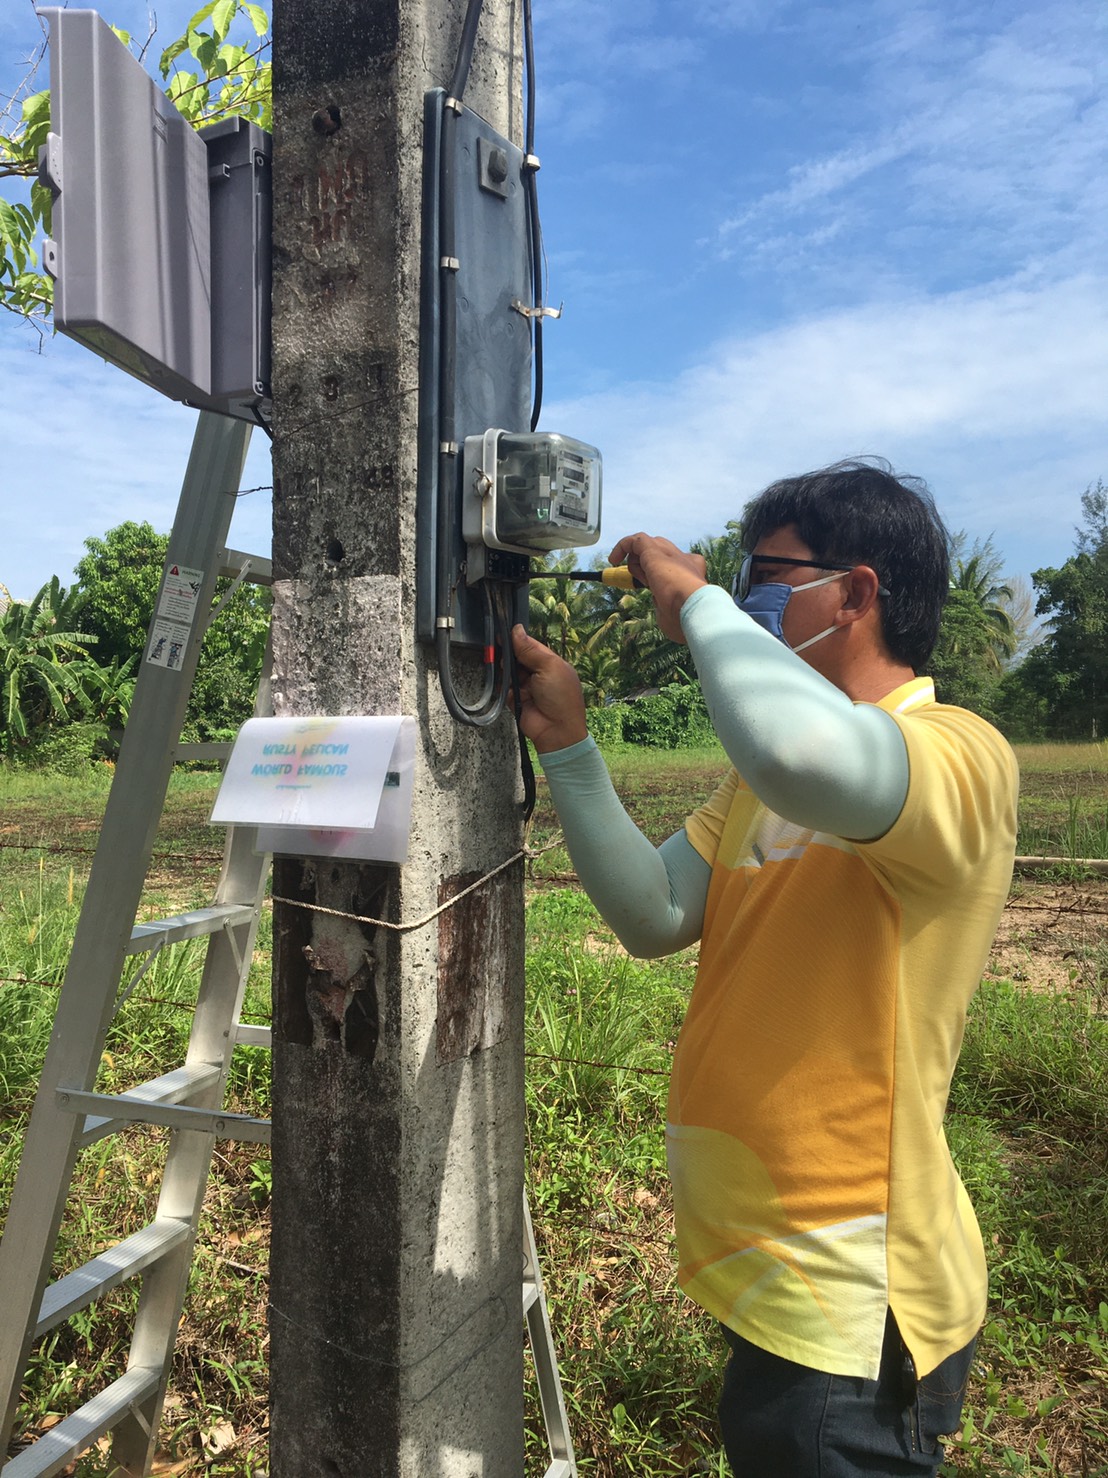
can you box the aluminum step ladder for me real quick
[524,1196,576,1478]
[0,413,269,1477]
[0,410,576,1477]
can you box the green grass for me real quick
[0,768,268,1473]
[1,746,1108,1474]
[527,741,728,883]
[947,985,1108,1475]
[1015,743,1108,776]
[1013,741,1108,861]
[524,889,717,1474]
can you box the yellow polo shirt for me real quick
[674,676,1018,1379]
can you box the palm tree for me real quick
[0,577,98,743]
[950,552,1017,669]
[527,553,597,660]
[574,642,622,708]
[692,519,745,592]
[601,585,691,694]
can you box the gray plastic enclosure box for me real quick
[416,90,533,645]
[39,8,271,420]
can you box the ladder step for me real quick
[175,740,233,763]
[76,1064,221,1148]
[543,1464,575,1478]
[522,1278,540,1314]
[57,1087,271,1145]
[218,547,273,585]
[126,904,255,955]
[232,1022,272,1048]
[35,1220,190,1338]
[2,1366,160,1478]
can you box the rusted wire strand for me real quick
[525,1051,670,1079]
[270,839,567,934]
[0,975,272,1022]
[0,839,224,864]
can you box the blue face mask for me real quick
[736,571,847,654]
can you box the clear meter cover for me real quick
[494,433,602,551]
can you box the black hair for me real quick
[741,458,950,671]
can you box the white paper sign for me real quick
[211,715,414,842]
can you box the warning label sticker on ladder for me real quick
[157,565,204,624]
[146,564,204,669]
[147,618,190,669]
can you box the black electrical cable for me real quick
[517,719,537,822]
[497,583,536,822]
[526,199,544,431]
[522,0,544,431]
[448,0,485,101]
[515,0,542,819]
[436,593,505,726]
[523,0,537,156]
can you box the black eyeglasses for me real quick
[732,554,854,602]
[732,554,891,602]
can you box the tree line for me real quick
[1,522,269,768]
[532,485,1108,746]
[997,481,1108,741]
[530,523,1024,719]
[3,486,1105,765]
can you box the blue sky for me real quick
[1,0,1105,603]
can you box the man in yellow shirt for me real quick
[512,460,1018,1476]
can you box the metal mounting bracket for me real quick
[511,298,563,320]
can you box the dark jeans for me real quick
[718,1312,976,1477]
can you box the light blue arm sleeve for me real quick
[680,583,909,840]
[538,737,711,958]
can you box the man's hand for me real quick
[511,626,589,754]
[606,533,707,644]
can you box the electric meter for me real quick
[462,429,602,580]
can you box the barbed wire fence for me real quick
[3,833,1108,1011]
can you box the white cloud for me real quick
[542,273,1108,577]
[710,0,1108,294]
[531,0,715,136]
[0,331,271,599]
[717,133,912,243]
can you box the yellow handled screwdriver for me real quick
[533,565,643,589]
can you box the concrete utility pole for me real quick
[268,4,526,1475]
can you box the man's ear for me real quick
[835,565,883,625]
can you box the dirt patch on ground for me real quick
[986,871,1108,1003]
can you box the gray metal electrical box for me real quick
[416,90,533,645]
[39,8,271,422]
[203,116,272,421]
